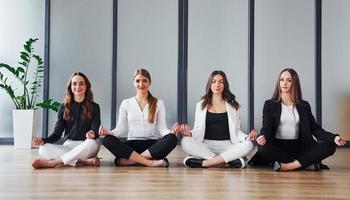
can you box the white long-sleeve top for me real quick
[111,97,170,140]
[275,103,300,140]
[191,101,248,144]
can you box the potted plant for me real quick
[0,38,60,149]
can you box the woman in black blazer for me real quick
[256,68,346,171]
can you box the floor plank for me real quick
[0,145,349,200]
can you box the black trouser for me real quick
[258,139,336,168]
[103,133,178,160]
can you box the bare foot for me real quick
[78,157,100,167]
[117,158,137,166]
[305,165,315,170]
[150,159,168,167]
[90,157,100,167]
[32,159,58,169]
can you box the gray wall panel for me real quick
[117,0,178,136]
[187,0,249,132]
[254,0,315,131]
[323,0,350,136]
[49,0,113,133]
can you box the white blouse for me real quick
[275,103,300,140]
[111,97,170,140]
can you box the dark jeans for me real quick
[258,139,336,168]
[103,133,178,160]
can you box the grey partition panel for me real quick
[323,0,350,135]
[187,0,249,131]
[49,0,113,133]
[117,0,178,135]
[0,0,45,137]
[254,0,315,131]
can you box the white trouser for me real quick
[181,137,254,163]
[38,139,100,166]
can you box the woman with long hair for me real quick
[180,70,256,168]
[100,68,179,167]
[32,72,101,169]
[255,68,346,171]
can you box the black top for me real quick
[43,101,101,143]
[204,111,230,140]
[261,99,337,146]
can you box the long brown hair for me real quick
[272,68,303,104]
[63,72,94,121]
[201,70,239,110]
[134,68,158,123]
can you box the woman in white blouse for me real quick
[99,68,179,167]
[180,70,256,168]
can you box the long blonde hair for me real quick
[134,68,158,123]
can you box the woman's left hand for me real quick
[334,136,347,146]
[86,130,95,139]
[170,123,181,134]
[246,129,258,141]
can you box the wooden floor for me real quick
[0,145,349,200]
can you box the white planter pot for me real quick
[13,110,38,149]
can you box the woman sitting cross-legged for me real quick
[180,70,256,168]
[99,68,179,167]
[32,72,101,169]
[255,68,347,171]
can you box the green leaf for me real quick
[16,67,25,74]
[0,63,17,75]
[36,99,60,112]
[20,54,29,62]
[18,61,28,67]
[20,51,29,58]
[24,44,31,53]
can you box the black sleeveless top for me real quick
[204,111,230,140]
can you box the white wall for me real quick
[0,0,45,137]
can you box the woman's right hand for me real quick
[334,136,347,146]
[256,135,266,146]
[99,126,110,136]
[32,137,44,146]
[247,129,258,141]
[180,124,192,137]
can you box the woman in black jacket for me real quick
[256,68,346,171]
[32,72,101,169]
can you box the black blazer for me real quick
[261,99,337,146]
[43,101,101,144]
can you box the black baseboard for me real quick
[0,138,14,145]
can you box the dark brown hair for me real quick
[134,68,158,123]
[63,72,94,121]
[201,70,239,110]
[272,68,303,104]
